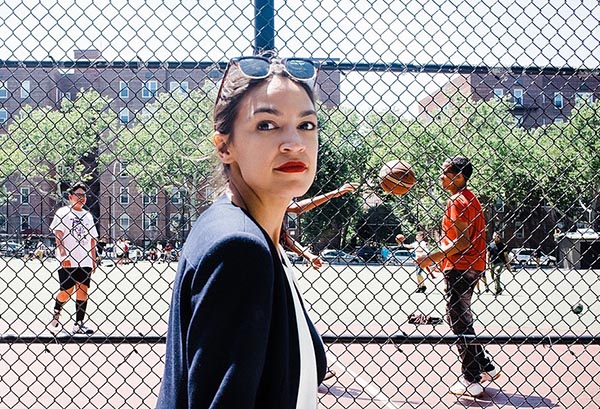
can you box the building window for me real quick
[56,90,71,102]
[119,161,129,178]
[170,190,183,205]
[144,212,159,229]
[119,81,129,99]
[21,80,30,99]
[0,81,7,99]
[494,199,504,213]
[513,89,523,106]
[514,114,523,126]
[553,92,563,109]
[119,214,130,230]
[120,187,130,205]
[169,81,189,95]
[287,213,298,229]
[515,221,524,239]
[119,108,130,124]
[575,92,594,106]
[554,117,564,123]
[142,80,158,98]
[143,189,158,205]
[169,213,182,232]
[493,89,503,99]
[20,187,30,204]
[0,109,7,124]
[20,214,30,230]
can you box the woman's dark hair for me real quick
[213,62,316,135]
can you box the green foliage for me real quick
[111,89,215,200]
[355,203,401,244]
[7,89,115,196]
[300,106,369,250]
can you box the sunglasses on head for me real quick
[216,56,319,102]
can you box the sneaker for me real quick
[72,321,94,335]
[416,286,426,293]
[47,311,61,333]
[323,369,336,381]
[481,366,501,382]
[449,376,484,398]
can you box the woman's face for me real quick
[217,75,319,202]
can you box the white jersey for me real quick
[50,206,98,268]
[410,240,429,258]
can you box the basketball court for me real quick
[1,257,598,408]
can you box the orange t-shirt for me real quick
[439,188,486,272]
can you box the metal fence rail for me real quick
[1,0,599,408]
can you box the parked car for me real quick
[356,246,381,263]
[285,251,303,264]
[509,247,557,266]
[320,249,361,264]
[386,249,415,266]
[0,241,24,257]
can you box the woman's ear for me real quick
[213,132,233,163]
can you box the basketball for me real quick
[379,160,416,195]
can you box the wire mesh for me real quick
[1,1,599,408]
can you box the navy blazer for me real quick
[157,196,326,408]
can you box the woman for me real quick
[157,55,327,408]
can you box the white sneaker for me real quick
[449,376,484,397]
[47,311,61,333]
[481,366,501,382]
[72,321,94,335]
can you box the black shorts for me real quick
[57,267,92,290]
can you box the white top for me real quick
[405,240,429,258]
[50,206,98,267]
[279,245,319,409]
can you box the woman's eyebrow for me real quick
[252,107,317,117]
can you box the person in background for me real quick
[285,182,359,269]
[157,54,326,408]
[96,236,107,266]
[395,231,433,293]
[34,240,47,262]
[416,156,500,398]
[487,232,512,295]
[47,182,98,335]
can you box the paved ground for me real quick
[0,257,598,408]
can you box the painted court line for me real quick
[327,352,399,409]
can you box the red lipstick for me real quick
[275,161,308,173]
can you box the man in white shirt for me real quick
[47,182,98,335]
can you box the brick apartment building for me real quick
[418,72,599,128]
[1,50,341,247]
[418,71,599,251]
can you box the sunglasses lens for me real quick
[237,58,271,78]
[285,58,316,80]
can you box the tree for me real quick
[112,89,215,225]
[299,106,369,251]
[355,203,401,244]
[7,89,116,220]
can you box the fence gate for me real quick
[1,1,599,408]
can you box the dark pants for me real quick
[444,269,491,382]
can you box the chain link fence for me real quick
[1,1,599,408]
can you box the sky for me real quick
[1,0,599,114]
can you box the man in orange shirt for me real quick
[416,156,499,397]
